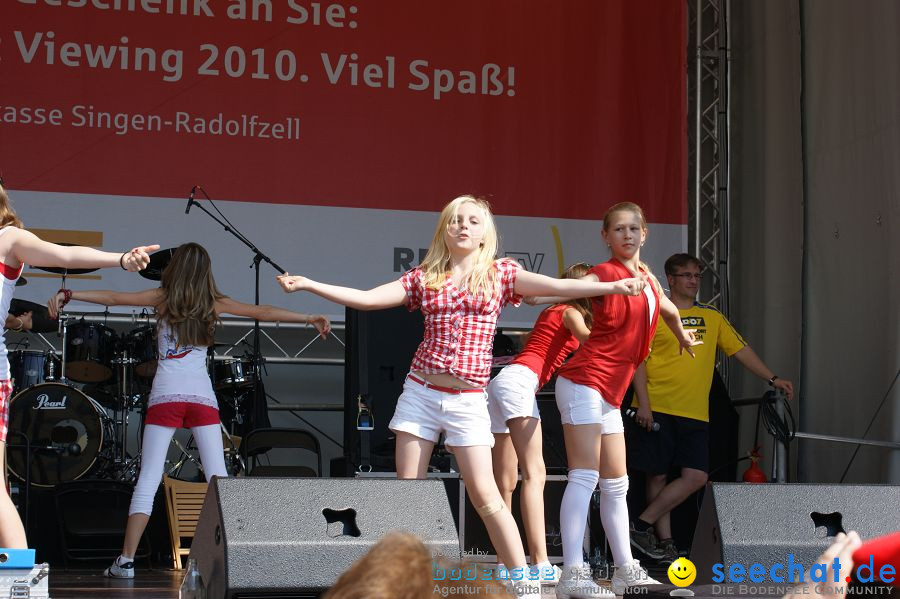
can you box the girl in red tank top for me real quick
[552,203,700,598]
[486,262,594,582]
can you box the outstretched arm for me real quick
[277,274,408,311]
[48,288,163,318]
[658,294,701,357]
[733,346,794,399]
[215,297,332,338]
[514,270,644,299]
[9,228,157,271]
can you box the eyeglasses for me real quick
[670,272,703,281]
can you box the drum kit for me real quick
[6,249,248,487]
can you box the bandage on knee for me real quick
[476,499,505,517]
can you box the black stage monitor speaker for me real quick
[190,477,460,598]
[691,483,900,584]
[343,306,424,473]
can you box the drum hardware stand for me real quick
[166,436,204,479]
[56,312,73,383]
[220,421,246,475]
[121,433,206,482]
[185,186,287,434]
[171,422,246,478]
[116,453,142,484]
[110,350,141,469]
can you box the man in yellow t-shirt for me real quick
[626,254,794,563]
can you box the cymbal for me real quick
[139,247,177,281]
[32,243,99,275]
[32,264,99,275]
[15,276,26,287]
[8,298,58,333]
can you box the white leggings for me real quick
[128,424,228,516]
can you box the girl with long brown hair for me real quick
[48,242,330,579]
[277,195,645,598]
[0,181,156,549]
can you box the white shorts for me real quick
[487,364,541,434]
[554,375,624,434]
[388,375,494,447]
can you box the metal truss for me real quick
[30,313,346,365]
[687,0,731,314]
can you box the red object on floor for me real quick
[742,448,768,483]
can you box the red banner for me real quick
[1,1,686,223]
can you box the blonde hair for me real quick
[602,202,663,296]
[560,262,593,328]
[418,195,500,298]
[157,243,224,347]
[0,183,25,229]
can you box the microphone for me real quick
[185,186,197,214]
[625,408,660,432]
[46,443,82,456]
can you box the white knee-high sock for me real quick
[559,469,599,568]
[597,475,633,567]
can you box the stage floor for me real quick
[50,570,184,599]
[45,566,661,598]
[47,570,574,598]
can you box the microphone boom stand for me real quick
[186,188,286,435]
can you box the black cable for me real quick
[706,455,751,481]
[838,368,900,483]
[760,391,796,447]
[749,391,795,480]
[196,186,253,252]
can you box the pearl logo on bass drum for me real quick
[34,394,68,410]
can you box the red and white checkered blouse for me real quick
[400,258,523,387]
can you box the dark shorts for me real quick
[625,411,709,474]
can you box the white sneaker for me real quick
[610,559,661,595]
[530,561,562,585]
[507,578,543,598]
[103,556,135,579]
[556,563,616,599]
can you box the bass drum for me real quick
[6,383,111,487]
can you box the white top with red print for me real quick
[400,258,522,388]
[148,319,216,408]
[0,227,24,380]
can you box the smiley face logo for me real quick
[667,557,696,587]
